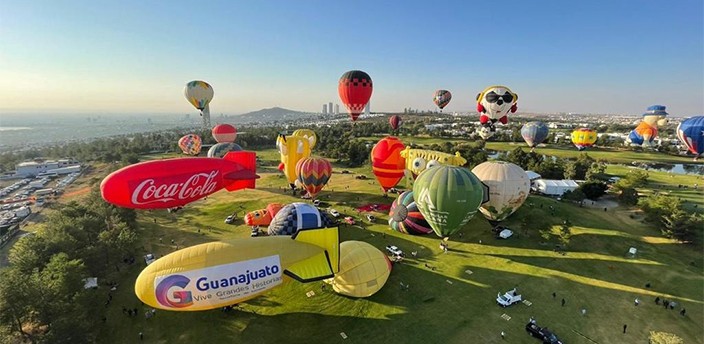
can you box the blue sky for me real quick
[0,0,702,116]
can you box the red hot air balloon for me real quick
[338,70,373,122]
[370,136,406,192]
[212,124,237,143]
[296,157,332,199]
[389,115,401,130]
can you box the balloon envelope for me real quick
[325,241,392,298]
[370,137,406,191]
[268,203,335,236]
[207,142,242,158]
[676,116,704,157]
[521,121,549,148]
[178,134,202,155]
[389,115,401,130]
[471,161,530,222]
[212,124,237,143]
[413,166,485,237]
[296,158,332,199]
[433,90,452,110]
[276,135,312,186]
[338,70,373,122]
[571,128,597,150]
[388,191,433,235]
[184,81,214,110]
[291,129,318,149]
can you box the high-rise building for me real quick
[334,104,339,114]
[322,104,328,114]
[328,102,333,114]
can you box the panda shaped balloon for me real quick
[476,86,518,139]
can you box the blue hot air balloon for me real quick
[677,116,704,161]
[520,122,549,150]
[267,203,336,236]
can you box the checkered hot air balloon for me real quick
[178,134,202,155]
[296,158,332,199]
[388,191,433,235]
[338,70,373,122]
[267,203,336,236]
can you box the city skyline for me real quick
[0,0,702,117]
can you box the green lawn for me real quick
[84,148,703,344]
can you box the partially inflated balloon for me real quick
[338,70,373,122]
[292,129,317,149]
[399,148,467,182]
[276,135,312,187]
[296,158,332,199]
[677,116,704,159]
[325,241,392,298]
[388,191,433,235]
[178,134,202,155]
[433,90,452,110]
[521,121,549,149]
[184,81,214,111]
[413,166,485,237]
[370,137,406,191]
[212,124,237,143]
[471,161,529,222]
[267,203,335,236]
[389,115,401,130]
[571,128,597,150]
[207,142,242,158]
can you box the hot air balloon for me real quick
[370,136,406,192]
[571,128,597,150]
[178,134,202,155]
[325,241,392,298]
[628,105,669,148]
[388,191,433,235]
[338,70,373,122]
[413,166,486,237]
[476,85,518,136]
[433,90,452,111]
[296,157,332,199]
[471,161,530,223]
[267,203,336,236]
[184,81,214,114]
[677,116,704,160]
[207,142,242,158]
[389,115,402,131]
[291,129,317,149]
[276,134,312,189]
[212,124,237,143]
[244,203,284,227]
[400,148,467,182]
[520,121,549,150]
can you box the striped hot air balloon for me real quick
[389,115,401,131]
[370,136,406,192]
[296,157,332,199]
[433,90,452,110]
[571,128,597,150]
[677,116,704,160]
[338,70,373,122]
[178,134,202,155]
[388,191,433,235]
[211,124,237,143]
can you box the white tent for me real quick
[533,179,579,196]
[83,277,98,289]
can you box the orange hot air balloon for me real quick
[338,70,373,122]
[370,136,406,191]
[244,203,284,226]
[296,158,332,199]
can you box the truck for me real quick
[14,206,31,218]
[34,188,54,196]
[496,288,522,307]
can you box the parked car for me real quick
[225,215,235,224]
[498,228,514,239]
[313,199,321,207]
[144,253,156,265]
[366,214,376,222]
[340,170,351,174]
[497,288,522,307]
[526,321,563,344]
[343,216,355,225]
[385,245,404,257]
[329,209,340,218]
[250,226,260,237]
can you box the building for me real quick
[334,104,339,114]
[328,102,333,115]
[533,179,579,196]
[322,104,327,114]
[14,159,80,177]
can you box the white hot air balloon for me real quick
[471,161,530,222]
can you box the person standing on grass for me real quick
[634,298,640,306]
[561,298,566,307]
[500,331,505,339]
[623,324,627,333]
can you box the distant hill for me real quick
[227,107,319,124]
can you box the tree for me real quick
[639,195,703,243]
[612,170,649,191]
[533,159,566,179]
[579,181,608,200]
[564,153,594,180]
[562,189,586,202]
[617,187,639,205]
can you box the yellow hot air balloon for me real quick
[291,129,317,149]
[325,241,392,298]
[276,134,312,188]
[399,148,467,184]
[471,161,530,222]
[571,128,597,150]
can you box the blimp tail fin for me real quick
[223,151,259,191]
[285,227,340,282]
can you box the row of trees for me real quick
[0,189,138,343]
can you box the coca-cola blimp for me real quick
[101,151,259,209]
[135,226,340,311]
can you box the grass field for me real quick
[57,148,700,344]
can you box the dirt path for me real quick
[62,187,91,198]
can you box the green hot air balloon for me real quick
[413,166,486,238]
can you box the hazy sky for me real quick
[1,0,702,117]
